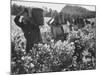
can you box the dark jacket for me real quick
[14,16,34,32]
[14,16,42,43]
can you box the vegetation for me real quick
[11,4,58,17]
[11,15,96,74]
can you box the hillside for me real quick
[60,5,96,18]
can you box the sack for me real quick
[31,8,44,26]
[51,26,64,38]
[62,24,70,33]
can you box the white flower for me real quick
[21,49,25,52]
[51,39,54,43]
[82,56,91,63]
[82,50,90,56]
[30,63,35,68]
[44,44,48,48]
[38,43,43,47]
[21,56,25,60]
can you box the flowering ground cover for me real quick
[11,16,96,74]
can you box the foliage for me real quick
[11,4,58,17]
[11,16,96,74]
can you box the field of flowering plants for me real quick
[11,16,96,74]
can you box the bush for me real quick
[11,17,96,74]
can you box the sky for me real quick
[11,1,96,12]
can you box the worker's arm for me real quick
[14,16,23,28]
[14,8,25,27]
[47,17,54,25]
